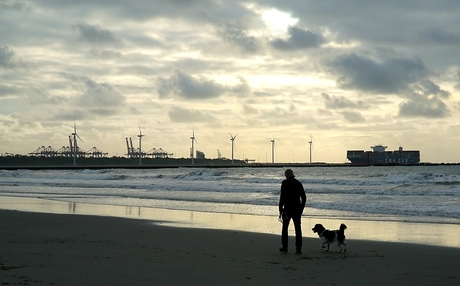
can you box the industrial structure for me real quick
[125,137,173,159]
[29,135,174,160]
[196,150,205,159]
[5,122,257,165]
[28,142,107,158]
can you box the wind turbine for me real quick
[71,119,83,165]
[230,133,238,164]
[309,135,313,164]
[138,126,145,165]
[190,129,197,164]
[271,138,275,164]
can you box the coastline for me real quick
[1,155,455,170]
[0,196,459,248]
[1,206,459,285]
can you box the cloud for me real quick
[455,69,460,90]
[341,111,365,123]
[0,46,27,69]
[25,87,68,105]
[78,79,125,107]
[73,23,121,45]
[412,79,451,98]
[88,49,122,59]
[0,84,19,98]
[423,27,460,45]
[243,105,260,115]
[271,26,325,50]
[321,93,369,109]
[215,23,261,53]
[330,53,429,94]
[0,0,26,10]
[399,96,449,118]
[168,106,217,123]
[157,70,250,99]
[6,112,42,131]
[62,74,126,116]
[399,80,451,118]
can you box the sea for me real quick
[1,165,459,225]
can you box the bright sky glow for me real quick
[262,9,299,38]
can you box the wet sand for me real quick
[1,209,459,285]
[1,197,459,285]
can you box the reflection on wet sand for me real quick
[0,196,458,248]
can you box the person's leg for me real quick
[293,215,302,252]
[281,219,290,250]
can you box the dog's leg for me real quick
[320,242,327,250]
[320,237,328,250]
[337,241,347,253]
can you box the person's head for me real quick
[285,169,295,178]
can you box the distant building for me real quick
[196,150,205,159]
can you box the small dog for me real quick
[312,223,347,252]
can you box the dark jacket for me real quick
[279,177,306,214]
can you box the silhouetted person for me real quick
[278,169,306,254]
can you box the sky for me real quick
[1,0,460,163]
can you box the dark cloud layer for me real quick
[73,23,121,45]
[399,80,451,118]
[0,0,25,10]
[423,27,460,45]
[157,70,249,99]
[0,46,27,69]
[321,93,369,110]
[399,96,449,118]
[341,111,365,123]
[330,53,429,94]
[215,23,261,53]
[271,26,325,50]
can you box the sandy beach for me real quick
[1,205,459,286]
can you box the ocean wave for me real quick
[1,166,460,224]
[385,172,460,184]
[173,169,229,181]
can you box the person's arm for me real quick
[299,183,306,211]
[279,181,285,212]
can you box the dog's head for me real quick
[312,224,326,234]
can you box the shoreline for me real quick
[0,158,454,170]
[1,196,459,248]
[1,163,454,170]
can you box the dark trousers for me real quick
[281,213,302,250]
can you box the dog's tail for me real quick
[339,223,347,233]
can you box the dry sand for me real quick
[1,209,459,286]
